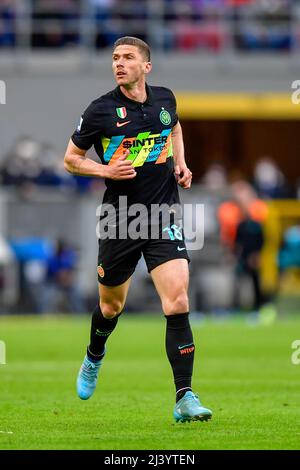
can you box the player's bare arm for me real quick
[64,140,136,180]
[172,121,192,189]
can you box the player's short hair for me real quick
[113,36,151,62]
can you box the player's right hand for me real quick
[105,150,137,180]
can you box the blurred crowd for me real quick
[0,236,87,314]
[0,135,104,194]
[0,0,297,52]
[201,160,300,314]
[0,137,103,314]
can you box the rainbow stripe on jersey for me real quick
[101,129,173,167]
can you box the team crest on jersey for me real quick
[160,108,171,125]
[97,264,105,278]
[116,107,127,119]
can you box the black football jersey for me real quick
[71,84,181,210]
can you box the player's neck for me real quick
[120,82,147,104]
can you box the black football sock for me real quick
[87,304,120,361]
[165,313,195,402]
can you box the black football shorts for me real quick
[97,234,190,286]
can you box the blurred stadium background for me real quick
[0,0,300,317]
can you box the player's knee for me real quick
[163,292,189,315]
[100,300,123,319]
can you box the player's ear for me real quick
[144,62,152,75]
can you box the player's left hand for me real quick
[174,164,192,189]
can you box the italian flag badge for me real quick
[116,107,127,119]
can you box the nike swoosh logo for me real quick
[116,120,131,127]
[178,343,194,350]
[177,246,186,251]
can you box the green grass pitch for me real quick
[0,314,300,450]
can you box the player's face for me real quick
[112,45,151,87]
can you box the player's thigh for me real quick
[98,277,132,317]
[98,237,142,287]
[150,259,189,314]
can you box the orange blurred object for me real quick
[218,198,268,249]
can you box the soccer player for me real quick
[64,36,212,423]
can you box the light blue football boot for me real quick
[77,354,103,400]
[174,391,212,423]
